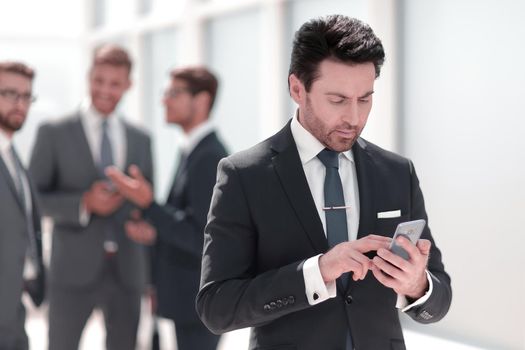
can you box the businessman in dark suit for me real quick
[196,15,452,350]
[29,45,153,350]
[108,66,227,350]
[0,61,45,350]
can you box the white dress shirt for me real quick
[290,113,432,311]
[80,103,126,171]
[78,102,127,225]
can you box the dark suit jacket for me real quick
[144,131,227,325]
[29,112,153,291]
[0,151,45,341]
[197,122,452,350]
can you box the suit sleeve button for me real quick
[289,296,295,304]
[264,304,271,311]
[276,300,283,308]
[269,302,277,310]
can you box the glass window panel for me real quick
[205,8,262,153]
[143,28,182,199]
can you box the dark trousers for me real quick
[0,303,28,350]
[174,322,221,350]
[48,259,141,350]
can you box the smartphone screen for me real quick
[389,219,426,260]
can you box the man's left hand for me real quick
[371,236,431,299]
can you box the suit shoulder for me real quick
[123,121,151,140]
[36,112,80,134]
[224,137,273,171]
[359,138,411,166]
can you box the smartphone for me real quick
[389,219,426,260]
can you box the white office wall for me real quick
[0,0,86,164]
[401,1,525,349]
[205,8,262,153]
[142,28,183,200]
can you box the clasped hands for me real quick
[319,234,431,299]
[82,165,157,245]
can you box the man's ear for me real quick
[289,74,304,104]
[194,91,212,114]
[124,78,132,91]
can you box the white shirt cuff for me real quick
[396,270,434,311]
[79,201,91,227]
[303,254,337,305]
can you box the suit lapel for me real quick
[353,138,376,238]
[271,123,328,253]
[71,115,100,180]
[122,123,132,171]
[0,155,24,211]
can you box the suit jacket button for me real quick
[264,304,271,311]
[270,302,277,310]
[345,295,353,305]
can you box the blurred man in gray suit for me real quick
[0,61,45,350]
[29,45,153,350]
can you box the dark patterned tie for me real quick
[317,149,349,250]
[317,148,353,350]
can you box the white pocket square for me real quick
[377,210,401,219]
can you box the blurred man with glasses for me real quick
[0,61,45,350]
[107,66,228,350]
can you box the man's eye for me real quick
[358,98,370,103]
[329,98,345,104]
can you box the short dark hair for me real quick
[170,66,219,110]
[0,61,35,80]
[289,15,385,92]
[92,44,132,73]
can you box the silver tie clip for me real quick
[322,205,351,211]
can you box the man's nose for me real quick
[342,101,358,124]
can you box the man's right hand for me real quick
[318,234,391,283]
[82,180,125,216]
[105,164,154,209]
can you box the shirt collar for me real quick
[290,109,354,165]
[0,129,13,153]
[180,120,214,155]
[81,100,120,130]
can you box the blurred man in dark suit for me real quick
[0,61,45,350]
[108,66,227,350]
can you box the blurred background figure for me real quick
[28,45,153,350]
[108,66,228,350]
[0,61,45,350]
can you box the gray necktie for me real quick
[317,148,353,350]
[99,120,118,253]
[10,146,39,275]
[100,119,113,173]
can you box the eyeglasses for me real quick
[0,89,37,104]
[163,88,191,99]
